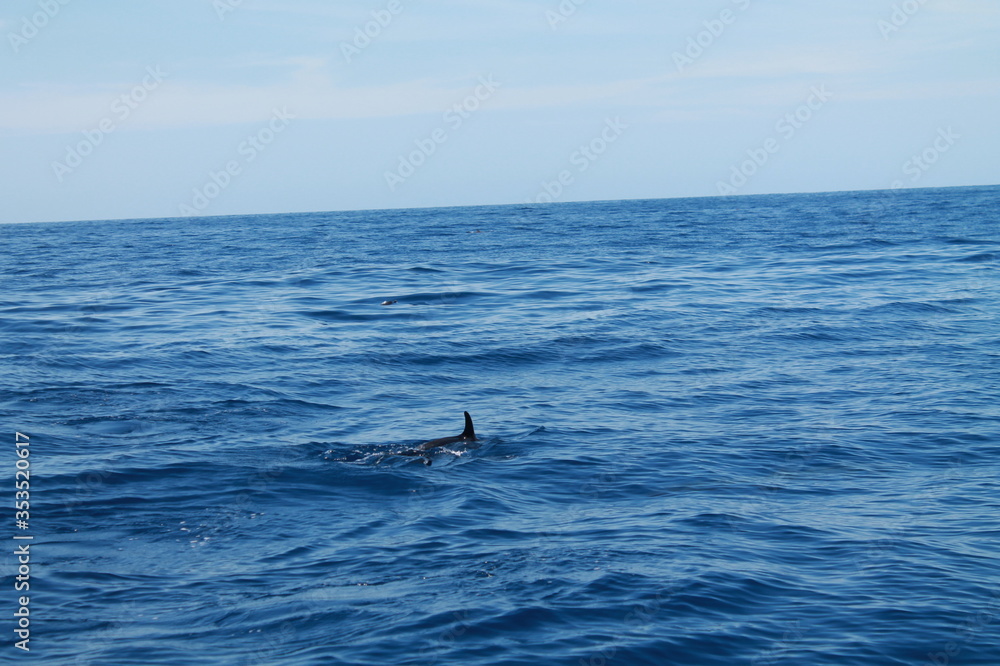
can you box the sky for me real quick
[1,0,998,224]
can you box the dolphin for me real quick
[418,411,477,451]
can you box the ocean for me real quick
[2,186,998,665]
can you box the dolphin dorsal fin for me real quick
[462,411,476,440]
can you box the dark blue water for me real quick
[2,186,999,665]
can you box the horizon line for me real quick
[4,182,997,227]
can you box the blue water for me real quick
[2,186,999,665]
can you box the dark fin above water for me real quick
[417,411,478,451]
[462,411,476,440]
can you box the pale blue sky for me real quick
[1,0,997,223]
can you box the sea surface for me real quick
[2,186,999,665]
